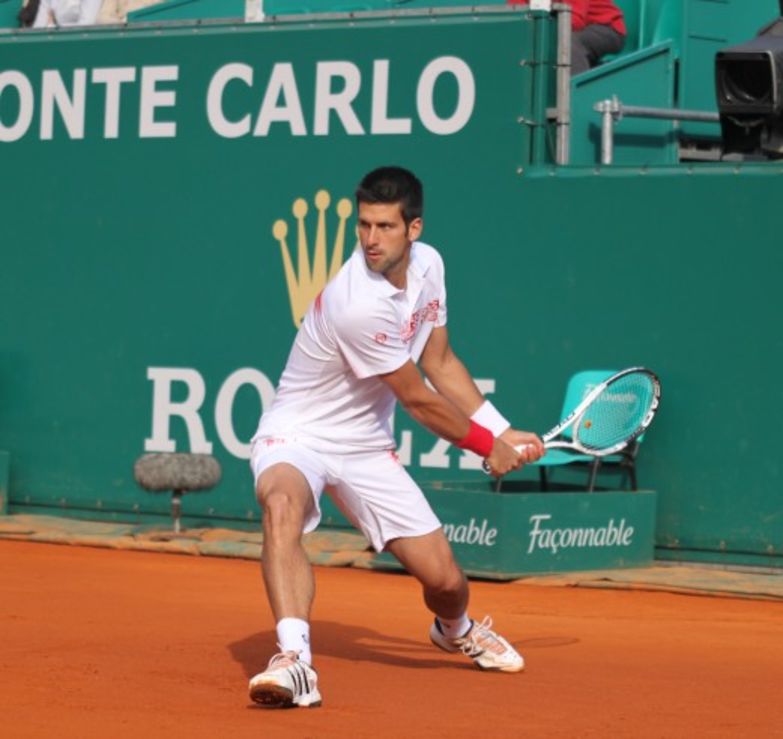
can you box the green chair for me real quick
[532,369,644,492]
[613,0,680,56]
[647,0,681,54]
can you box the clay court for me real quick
[2,540,781,738]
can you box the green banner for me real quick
[0,12,538,523]
[1,12,782,568]
[372,486,657,578]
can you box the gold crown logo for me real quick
[272,190,354,327]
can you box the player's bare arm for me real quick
[379,359,522,476]
[419,325,485,416]
[419,326,545,465]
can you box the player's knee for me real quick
[257,485,308,537]
[426,565,466,599]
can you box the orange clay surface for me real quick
[2,539,782,739]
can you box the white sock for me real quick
[436,613,472,639]
[276,617,312,664]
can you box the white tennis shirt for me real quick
[253,241,447,453]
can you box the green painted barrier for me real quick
[128,0,244,21]
[0,0,19,29]
[265,0,494,15]
[0,451,9,514]
[0,10,781,570]
[570,42,677,166]
[128,0,501,22]
[372,485,657,579]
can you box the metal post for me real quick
[172,490,182,534]
[612,104,720,122]
[555,5,572,165]
[601,105,614,165]
[593,96,721,165]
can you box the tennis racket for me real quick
[482,367,661,473]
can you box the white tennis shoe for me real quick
[248,651,322,708]
[430,615,525,673]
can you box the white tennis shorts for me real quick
[250,437,442,552]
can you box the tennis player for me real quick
[248,166,544,708]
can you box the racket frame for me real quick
[481,366,662,475]
[535,366,661,457]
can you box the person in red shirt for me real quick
[509,0,627,74]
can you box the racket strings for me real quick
[572,374,656,452]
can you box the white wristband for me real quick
[470,400,511,438]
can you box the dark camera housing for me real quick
[716,19,783,156]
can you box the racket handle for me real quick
[482,449,531,474]
[482,442,544,475]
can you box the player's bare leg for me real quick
[386,529,469,617]
[249,464,322,708]
[255,463,315,621]
[386,530,525,673]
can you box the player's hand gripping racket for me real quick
[482,367,661,474]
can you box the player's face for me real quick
[357,202,422,287]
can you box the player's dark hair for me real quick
[355,166,423,225]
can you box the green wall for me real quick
[0,11,781,566]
